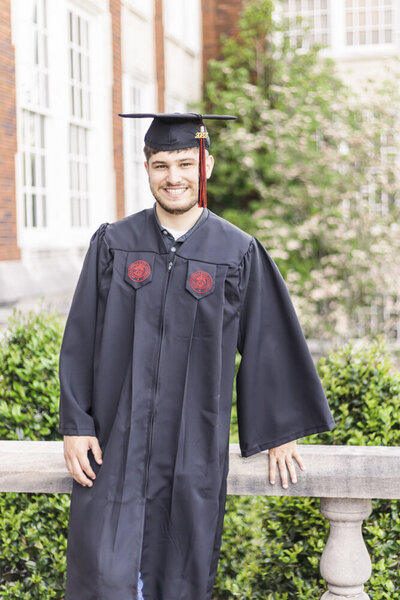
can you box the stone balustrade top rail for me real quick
[1,440,399,499]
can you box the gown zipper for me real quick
[144,253,176,498]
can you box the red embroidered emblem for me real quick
[190,270,213,294]
[128,260,151,282]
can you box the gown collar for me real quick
[152,202,209,246]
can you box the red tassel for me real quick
[198,135,207,208]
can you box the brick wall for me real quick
[0,0,20,261]
[201,0,244,81]
[111,0,125,220]
[154,0,165,111]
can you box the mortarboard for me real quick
[118,112,237,208]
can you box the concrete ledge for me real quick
[1,441,400,498]
[228,444,400,499]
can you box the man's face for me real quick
[144,147,214,215]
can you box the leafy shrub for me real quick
[0,307,64,440]
[0,308,69,599]
[1,310,399,599]
[214,339,400,599]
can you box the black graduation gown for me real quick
[58,206,335,600]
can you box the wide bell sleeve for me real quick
[58,223,111,436]
[236,237,336,458]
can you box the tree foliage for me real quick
[203,0,400,342]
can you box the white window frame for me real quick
[122,74,155,215]
[14,0,50,232]
[283,0,331,49]
[13,0,113,251]
[281,0,399,58]
[163,0,201,54]
[67,8,91,228]
[344,0,396,48]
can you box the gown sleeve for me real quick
[58,223,111,436]
[236,237,336,458]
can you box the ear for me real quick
[206,154,214,180]
[144,161,149,175]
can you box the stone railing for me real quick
[1,441,400,599]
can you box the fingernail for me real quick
[283,484,288,489]
[270,480,274,484]
[293,479,297,483]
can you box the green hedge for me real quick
[0,310,399,598]
[0,309,68,599]
[215,339,400,599]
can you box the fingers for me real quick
[269,445,306,490]
[285,456,297,486]
[63,435,102,488]
[293,449,306,471]
[269,453,277,485]
[89,437,103,465]
[71,456,95,487]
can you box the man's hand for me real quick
[63,435,103,487]
[268,440,305,489]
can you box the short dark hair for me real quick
[143,145,203,162]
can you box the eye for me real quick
[181,162,194,168]
[154,164,167,169]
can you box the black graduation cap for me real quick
[118,112,237,208]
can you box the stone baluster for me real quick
[319,498,372,600]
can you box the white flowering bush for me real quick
[203,0,400,343]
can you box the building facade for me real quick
[0,0,226,319]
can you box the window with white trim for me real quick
[283,0,331,48]
[163,0,201,53]
[67,9,91,227]
[22,111,47,227]
[345,0,395,46]
[19,0,49,229]
[122,76,154,214]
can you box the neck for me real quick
[155,203,204,231]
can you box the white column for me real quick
[319,497,372,600]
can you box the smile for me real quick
[163,187,188,197]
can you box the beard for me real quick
[150,186,199,215]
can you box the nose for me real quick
[166,166,181,185]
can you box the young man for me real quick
[59,113,335,600]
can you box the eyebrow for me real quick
[151,157,197,166]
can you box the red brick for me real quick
[0,0,19,261]
[110,0,125,220]
[154,0,165,112]
[201,0,244,82]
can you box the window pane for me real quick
[384,28,392,42]
[384,10,392,25]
